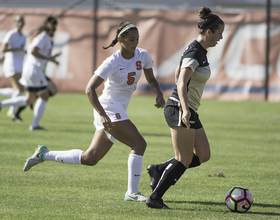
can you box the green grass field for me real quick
[0,93,280,220]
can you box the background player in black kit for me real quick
[146,7,225,209]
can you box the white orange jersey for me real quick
[24,31,52,71]
[95,48,154,104]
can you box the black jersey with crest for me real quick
[170,40,211,112]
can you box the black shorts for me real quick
[26,86,47,93]
[25,76,50,94]
[164,98,202,129]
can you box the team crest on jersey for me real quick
[136,61,142,70]
[115,113,121,119]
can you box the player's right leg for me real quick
[23,130,113,171]
[10,73,24,92]
[146,127,193,209]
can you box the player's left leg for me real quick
[193,127,210,164]
[108,120,147,201]
[7,73,24,116]
[14,79,55,122]
[147,126,192,209]
[0,87,14,97]
[23,130,113,171]
[147,114,208,190]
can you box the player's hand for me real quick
[100,115,113,131]
[54,51,62,58]
[49,56,59,65]
[154,93,165,108]
[181,109,191,129]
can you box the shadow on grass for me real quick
[166,200,280,216]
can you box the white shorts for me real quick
[93,97,129,143]
[3,59,23,78]
[19,64,48,88]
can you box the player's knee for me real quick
[86,160,98,166]
[81,153,99,166]
[176,154,193,168]
[18,85,24,93]
[140,138,147,151]
[26,97,35,105]
[200,151,211,163]
[132,138,146,155]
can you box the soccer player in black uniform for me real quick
[146,7,225,209]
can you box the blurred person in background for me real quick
[0,16,60,129]
[23,21,165,202]
[0,15,26,120]
[146,7,224,209]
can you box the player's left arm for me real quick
[143,68,165,108]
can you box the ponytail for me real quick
[103,21,137,50]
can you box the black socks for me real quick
[157,153,201,175]
[151,159,186,200]
[188,153,201,168]
[14,105,26,118]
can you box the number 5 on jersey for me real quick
[127,72,135,85]
[126,61,142,85]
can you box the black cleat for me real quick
[147,164,161,190]
[146,197,171,209]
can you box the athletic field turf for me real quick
[1,93,279,219]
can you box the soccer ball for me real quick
[225,186,253,213]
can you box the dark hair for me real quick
[103,21,138,50]
[45,16,58,26]
[197,7,224,35]
[35,16,58,37]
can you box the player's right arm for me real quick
[1,43,24,53]
[176,67,193,129]
[31,46,59,65]
[85,74,113,131]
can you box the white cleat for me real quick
[23,145,48,171]
[124,192,148,202]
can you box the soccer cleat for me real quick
[23,145,49,171]
[29,125,46,131]
[146,197,171,209]
[7,111,13,117]
[124,192,148,202]
[147,164,161,190]
[11,114,22,122]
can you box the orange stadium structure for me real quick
[0,0,279,101]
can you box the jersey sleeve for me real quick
[94,58,113,80]
[181,57,199,72]
[32,33,46,49]
[181,49,203,72]
[142,50,155,69]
